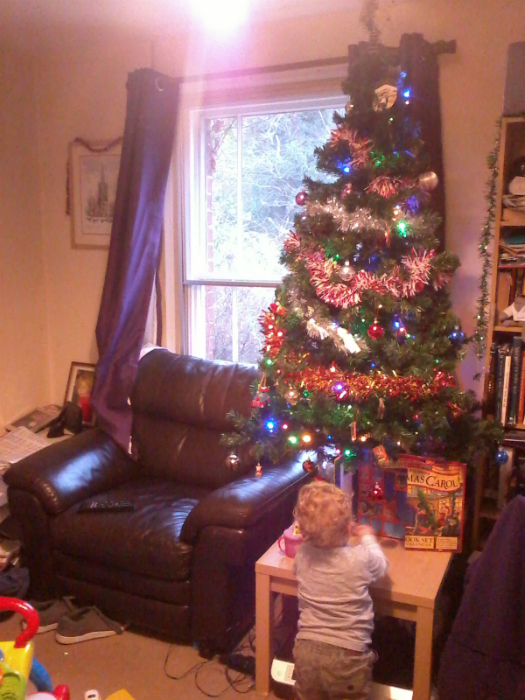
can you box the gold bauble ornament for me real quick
[418,171,439,191]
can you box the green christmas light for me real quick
[397,221,407,237]
[288,436,298,445]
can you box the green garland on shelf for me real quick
[473,118,502,378]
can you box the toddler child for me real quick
[292,480,388,700]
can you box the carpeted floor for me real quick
[0,615,261,700]
[0,553,468,700]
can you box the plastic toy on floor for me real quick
[0,596,70,699]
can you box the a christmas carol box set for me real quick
[308,445,466,553]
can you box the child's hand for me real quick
[354,525,376,538]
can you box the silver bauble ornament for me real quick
[226,454,240,471]
[418,171,439,191]
[339,261,355,282]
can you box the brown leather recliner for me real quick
[5,349,310,653]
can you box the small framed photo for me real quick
[65,362,97,427]
[69,140,121,248]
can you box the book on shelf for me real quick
[518,352,525,425]
[495,344,509,423]
[490,338,525,428]
[501,351,512,426]
[508,336,523,425]
[485,342,498,414]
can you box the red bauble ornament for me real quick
[269,302,286,316]
[367,320,384,340]
[341,183,353,199]
[396,325,407,342]
[369,481,384,501]
[302,458,316,474]
[295,190,307,206]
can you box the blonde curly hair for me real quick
[294,481,352,549]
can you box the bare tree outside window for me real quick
[186,101,343,365]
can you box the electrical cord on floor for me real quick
[164,619,293,695]
[164,642,254,695]
[163,643,207,680]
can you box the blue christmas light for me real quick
[400,71,407,79]
[266,420,275,432]
[335,383,344,392]
[365,254,380,272]
[449,327,465,344]
[496,449,508,465]
[394,320,401,329]
[403,89,411,99]
[405,195,420,213]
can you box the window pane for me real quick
[241,109,337,280]
[201,107,338,281]
[204,117,238,277]
[189,285,276,364]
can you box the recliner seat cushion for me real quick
[50,478,209,581]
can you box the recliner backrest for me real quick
[131,349,259,488]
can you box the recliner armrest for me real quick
[180,453,312,544]
[4,428,139,515]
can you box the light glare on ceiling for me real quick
[193,0,250,32]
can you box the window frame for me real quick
[165,65,347,358]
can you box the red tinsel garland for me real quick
[328,127,372,169]
[285,364,455,401]
[303,247,439,308]
[367,175,398,198]
[260,305,286,358]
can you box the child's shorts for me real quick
[293,639,375,700]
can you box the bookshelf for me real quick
[472,116,525,551]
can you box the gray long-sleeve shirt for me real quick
[293,535,389,652]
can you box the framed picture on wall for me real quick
[65,362,97,427]
[69,139,122,248]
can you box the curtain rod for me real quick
[156,36,456,88]
[177,55,349,85]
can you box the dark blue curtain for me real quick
[91,68,179,451]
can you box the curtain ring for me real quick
[155,77,165,92]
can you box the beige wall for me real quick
[0,49,47,427]
[2,0,524,424]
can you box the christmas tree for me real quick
[225,5,499,472]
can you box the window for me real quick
[178,78,345,364]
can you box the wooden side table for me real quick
[255,538,452,700]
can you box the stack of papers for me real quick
[0,427,51,473]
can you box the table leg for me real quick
[413,606,434,700]
[256,572,274,695]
